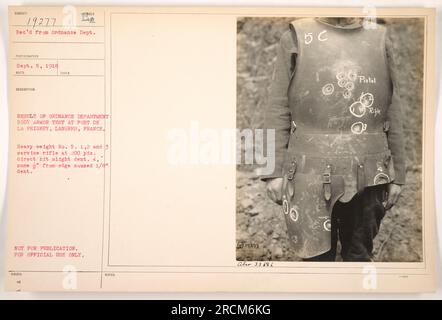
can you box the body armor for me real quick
[281,18,395,258]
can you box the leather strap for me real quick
[323,164,332,201]
[357,163,366,192]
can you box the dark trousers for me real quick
[304,186,387,262]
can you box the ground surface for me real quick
[236,168,422,262]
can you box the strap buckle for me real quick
[290,120,297,135]
[322,165,331,184]
[287,159,297,181]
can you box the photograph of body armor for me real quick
[236,17,424,262]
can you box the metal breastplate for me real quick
[288,18,392,136]
[281,19,395,258]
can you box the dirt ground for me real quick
[236,17,424,262]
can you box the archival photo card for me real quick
[5,6,437,292]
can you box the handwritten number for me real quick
[304,32,313,44]
[25,17,57,28]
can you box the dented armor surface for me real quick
[282,18,395,258]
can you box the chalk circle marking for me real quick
[323,219,331,232]
[343,90,352,99]
[318,30,328,41]
[345,81,355,91]
[289,206,299,222]
[349,101,366,117]
[322,83,335,95]
[347,70,358,82]
[337,79,347,88]
[360,92,374,107]
[351,121,367,134]
[373,172,391,185]
[336,71,346,81]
